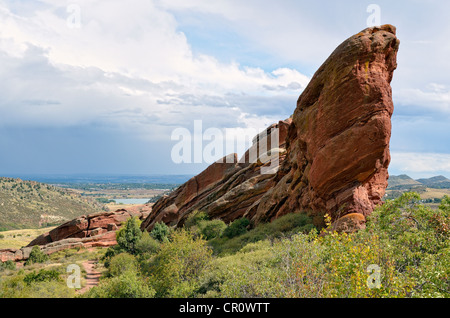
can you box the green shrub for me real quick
[23,269,61,285]
[84,270,155,298]
[184,210,209,229]
[116,217,143,255]
[210,213,315,255]
[197,197,450,298]
[439,195,450,211]
[0,273,75,298]
[363,192,450,297]
[0,260,16,271]
[135,231,160,255]
[24,246,49,266]
[198,219,227,240]
[150,222,171,242]
[222,218,250,239]
[146,229,212,297]
[101,245,122,268]
[197,231,327,298]
[106,253,138,278]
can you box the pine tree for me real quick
[116,217,143,255]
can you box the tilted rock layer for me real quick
[0,206,151,263]
[141,119,291,231]
[249,25,400,228]
[28,206,151,247]
[142,25,400,232]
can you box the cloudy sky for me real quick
[0,0,449,179]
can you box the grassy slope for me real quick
[0,227,55,249]
[0,177,102,231]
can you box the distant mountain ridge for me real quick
[388,175,450,189]
[0,177,102,231]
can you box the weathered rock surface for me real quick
[0,247,33,263]
[141,119,291,231]
[28,206,150,247]
[141,25,399,233]
[249,25,399,229]
[0,205,151,262]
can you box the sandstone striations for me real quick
[141,25,400,233]
[140,119,291,231]
[0,205,151,262]
[249,24,400,230]
[28,206,151,247]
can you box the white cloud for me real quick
[395,85,450,114]
[157,0,342,67]
[0,0,449,175]
[390,152,450,175]
[0,0,310,140]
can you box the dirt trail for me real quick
[78,260,101,294]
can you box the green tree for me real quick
[150,222,171,242]
[116,217,143,255]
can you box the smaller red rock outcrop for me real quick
[0,205,151,263]
[28,206,151,247]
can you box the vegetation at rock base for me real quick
[0,260,15,271]
[24,246,49,266]
[222,217,250,239]
[1,192,449,298]
[149,222,171,242]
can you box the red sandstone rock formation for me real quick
[0,205,151,263]
[140,119,291,231]
[249,25,399,230]
[141,25,399,233]
[28,206,150,247]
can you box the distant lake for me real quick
[113,198,149,204]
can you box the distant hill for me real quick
[416,175,450,189]
[0,177,103,231]
[388,175,422,187]
[388,174,450,190]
